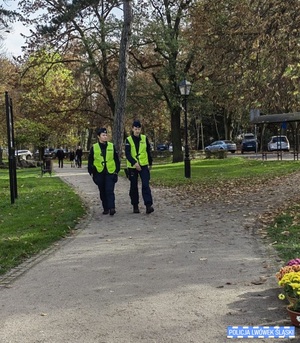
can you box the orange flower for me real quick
[276,265,300,281]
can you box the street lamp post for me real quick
[179,79,192,178]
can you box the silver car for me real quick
[268,136,290,152]
[15,149,33,160]
[205,140,237,153]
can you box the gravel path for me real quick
[0,164,299,342]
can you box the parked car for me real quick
[241,133,258,153]
[167,144,184,152]
[34,148,54,159]
[243,133,255,140]
[52,148,69,158]
[205,140,237,153]
[156,144,168,151]
[15,149,33,160]
[268,136,290,152]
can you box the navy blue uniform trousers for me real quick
[128,166,153,206]
[93,172,116,210]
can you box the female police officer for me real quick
[88,128,120,215]
[125,120,154,214]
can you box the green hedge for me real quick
[205,150,227,159]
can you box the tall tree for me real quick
[19,50,81,148]
[113,0,133,155]
[0,57,19,146]
[18,0,128,145]
[191,0,300,137]
[131,0,198,162]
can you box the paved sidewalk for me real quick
[0,164,297,342]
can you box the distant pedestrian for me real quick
[88,128,120,216]
[69,150,75,167]
[125,120,154,214]
[56,147,65,168]
[75,145,83,168]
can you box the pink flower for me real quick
[286,258,300,266]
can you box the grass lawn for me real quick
[151,157,300,187]
[267,204,300,262]
[150,157,300,263]
[0,168,85,275]
[1,157,300,274]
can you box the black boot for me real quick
[146,205,154,214]
[133,205,140,213]
[109,208,116,216]
[102,209,109,215]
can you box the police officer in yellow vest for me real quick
[125,120,154,214]
[88,128,120,215]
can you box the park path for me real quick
[0,163,299,342]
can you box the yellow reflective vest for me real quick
[126,135,149,168]
[93,142,116,173]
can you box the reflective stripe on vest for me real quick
[126,134,149,167]
[93,142,116,173]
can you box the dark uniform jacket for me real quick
[88,142,120,175]
[125,134,153,167]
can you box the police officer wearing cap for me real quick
[88,128,120,215]
[125,120,154,214]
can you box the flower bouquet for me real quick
[276,265,300,281]
[278,271,300,312]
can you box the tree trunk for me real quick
[224,109,233,140]
[171,105,183,163]
[213,112,220,140]
[86,128,93,151]
[113,0,133,156]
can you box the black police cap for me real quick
[132,120,141,128]
[97,128,107,135]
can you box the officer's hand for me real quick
[149,165,152,171]
[113,173,118,183]
[135,163,141,171]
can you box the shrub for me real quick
[205,150,227,159]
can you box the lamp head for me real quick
[179,79,192,96]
